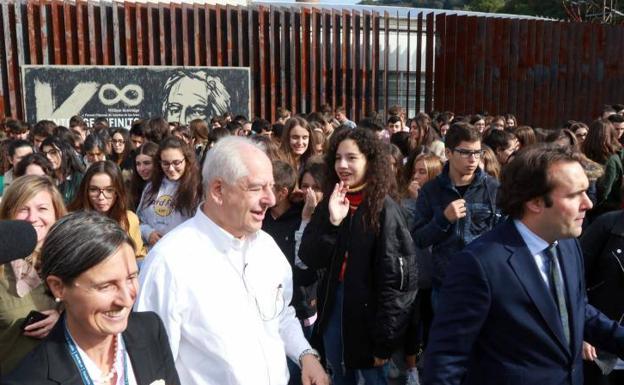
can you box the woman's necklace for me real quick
[94,334,119,385]
[64,320,129,385]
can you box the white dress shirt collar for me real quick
[513,219,557,288]
[194,206,257,253]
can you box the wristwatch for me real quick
[298,348,321,367]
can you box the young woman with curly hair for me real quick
[137,136,201,248]
[68,160,145,258]
[299,128,418,385]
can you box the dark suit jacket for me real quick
[423,219,624,385]
[0,311,180,385]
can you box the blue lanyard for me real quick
[64,321,129,385]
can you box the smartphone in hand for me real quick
[20,310,49,330]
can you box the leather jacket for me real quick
[299,196,418,369]
[580,210,624,323]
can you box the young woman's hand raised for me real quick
[328,181,349,226]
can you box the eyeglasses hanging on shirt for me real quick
[242,263,286,321]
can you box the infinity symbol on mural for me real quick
[98,84,144,106]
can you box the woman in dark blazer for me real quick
[0,211,180,385]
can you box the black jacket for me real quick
[299,196,418,369]
[580,210,624,323]
[262,203,318,319]
[1,311,180,385]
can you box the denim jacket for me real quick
[408,164,503,287]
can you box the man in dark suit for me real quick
[423,144,624,385]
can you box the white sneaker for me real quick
[405,368,420,385]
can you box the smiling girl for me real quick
[0,175,67,374]
[279,117,316,175]
[299,128,418,385]
[137,137,201,248]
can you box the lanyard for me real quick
[64,321,129,385]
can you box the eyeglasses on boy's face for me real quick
[452,148,484,159]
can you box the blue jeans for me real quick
[322,282,389,385]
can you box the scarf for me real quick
[10,253,42,297]
[339,183,366,281]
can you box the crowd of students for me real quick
[1,102,624,385]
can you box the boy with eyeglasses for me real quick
[409,122,503,308]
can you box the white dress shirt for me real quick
[70,332,138,385]
[513,219,554,290]
[135,208,311,385]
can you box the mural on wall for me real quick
[21,65,250,128]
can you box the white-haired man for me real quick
[136,136,329,385]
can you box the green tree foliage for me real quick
[500,0,565,19]
[466,0,505,13]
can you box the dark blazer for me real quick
[423,219,624,385]
[0,311,180,385]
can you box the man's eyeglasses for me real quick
[88,187,116,198]
[242,263,285,321]
[452,148,484,159]
[160,159,185,168]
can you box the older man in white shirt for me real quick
[135,136,328,385]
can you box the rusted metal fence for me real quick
[434,14,624,128]
[2,1,624,129]
[0,0,393,123]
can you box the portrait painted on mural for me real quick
[161,70,232,125]
[21,66,250,128]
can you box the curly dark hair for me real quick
[324,128,398,233]
[142,136,201,217]
[498,143,584,219]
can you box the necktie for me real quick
[545,244,570,346]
